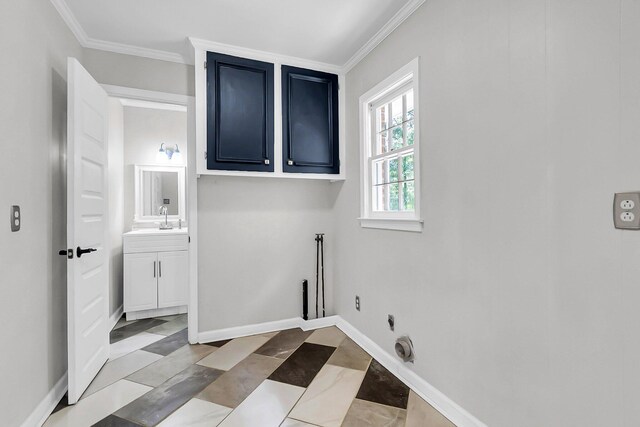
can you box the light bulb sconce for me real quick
[158,143,181,160]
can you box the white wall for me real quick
[0,1,82,426]
[123,106,187,230]
[335,1,640,426]
[108,98,124,316]
[197,177,338,331]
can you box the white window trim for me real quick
[359,57,423,232]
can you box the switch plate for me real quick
[614,193,640,229]
[10,205,20,232]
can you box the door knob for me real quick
[76,246,97,258]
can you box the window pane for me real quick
[389,183,400,211]
[402,181,415,211]
[391,125,403,150]
[391,96,403,126]
[376,105,389,133]
[373,184,388,211]
[406,90,414,121]
[373,159,387,185]
[388,157,399,183]
[401,154,414,181]
[375,130,390,155]
[406,120,414,146]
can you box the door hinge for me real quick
[188,236,191,243]
[204,151,207,160]
[204,61,207,69]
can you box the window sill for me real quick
[359,217,424,232]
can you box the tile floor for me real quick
[44,314,456,427]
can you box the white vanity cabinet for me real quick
[123,229,188,320]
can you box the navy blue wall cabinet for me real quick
[207,51,274,172]
[282,65,339,174]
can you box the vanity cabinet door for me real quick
[124,252,158,312]
[157,251,188,308]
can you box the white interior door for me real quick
[66,57,110,404]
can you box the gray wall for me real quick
[0,1,82,426]
[122,106,187,231]
[83,48,195,96]
[108,99,125,316]
[198,177,338,331]
[334,1,640,426]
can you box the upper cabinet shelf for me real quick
[192,39,345,181]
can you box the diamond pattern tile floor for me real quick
[46,320,456,427]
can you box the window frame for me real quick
[359,58,423,232]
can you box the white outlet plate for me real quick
[614,192,640,229]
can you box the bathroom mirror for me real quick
[134,165,186,223]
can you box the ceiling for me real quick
[55,0,423,68]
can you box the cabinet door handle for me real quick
[159,261,162,278]
[153,261,156,278]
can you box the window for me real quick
[359,58,422,232]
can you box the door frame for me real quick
[102,84,199,343]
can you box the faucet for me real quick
[158,206,173,230]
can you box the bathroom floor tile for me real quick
[326,338,371,371]
[218,380,305,427]
[141,328,189,356]
[147,315,188,336]
[203,339,232,347]
[279,419,316,427]
[254,328,313,359]
[157,398,232,427]
[288,364,366,427]
[197,353,283,408]
[43,380,152,427]
[405,390,456,427]
[305,326,347,347]
[197,334,273,371]
[114,364,224,426]
[356,360,410,409]
[84,350,163,397]
[93,414,143,426]
[268,342,335,388]
[127,344,217,387]
[111,319,167,343]
[110,332,166,361]
[341,398,407,426]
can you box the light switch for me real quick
[10,205,20,232]
[614,193,640,229]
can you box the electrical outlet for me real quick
[355,295,360,311]
[614,192,640,229]
[10,205,20,232]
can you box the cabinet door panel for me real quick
[157,251,188,309]
[124,253,158,312]
[207,51,274,172]
[282,65,339,174]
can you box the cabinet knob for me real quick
[264,159,270,165]
[287,160,294,166]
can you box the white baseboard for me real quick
[109,305,124,331]
[21,372,67,427]
[198,315,486,427]
[125,305,187,321]
[198,317,303,343]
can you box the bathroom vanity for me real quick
[123,228,188,320]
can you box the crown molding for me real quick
[83,38,187,64]
[51,0,425,71]
[341,0,426,73]
[189,37,342,74]
[50,0,187,64]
